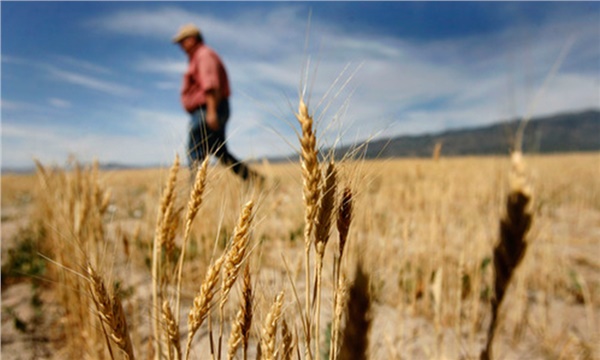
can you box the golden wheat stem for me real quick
[314,255,324,360]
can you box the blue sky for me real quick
[2,2,599,169]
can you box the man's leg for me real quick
[212,99,263,182]
[188,109,209,179]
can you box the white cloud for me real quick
[52,55,114,75]
[48,98,72,109]
[137,58,187,75]
[2,110,188,168]
[48,67,137,96]
[1,99,24,111]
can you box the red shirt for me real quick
[180,44,231,113]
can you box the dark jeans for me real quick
[188,99,252,180]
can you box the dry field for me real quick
[2,148,599,359]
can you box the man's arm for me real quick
[205,89,220,131]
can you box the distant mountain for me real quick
[329,109,600,160]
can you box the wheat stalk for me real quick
[314,161,337,360]
[480,151,532,360]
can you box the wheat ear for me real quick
[296,98,320,360]
[87,264,135,360]
[227,266,253,360]
[480,151,532,360]
[153,155,180,358]
[219,200,254,360]
[184,254,224,360]
[162,301,182,360]
[261,291,285,360]
[111,293,135,360]
[176,156,209,319]
[221,200,254,307]
[225,264,253,360]
[339,263,371,360]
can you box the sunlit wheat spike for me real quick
[339,263,371,360]
[160,154,180,222]
[185,156,209,232]
[260,291,284,360]
[315,161,337,257]
[297,97,320,360]
[159,200,174,249]
[221,200,254,308]
[185,254,225,360]
[162,300,182,360]
[164,206,184,258]
[227,307,244,360]
[227,267,253,360]
[296,98,322,247]
[176,155,209,320]
[480,151,532,360]
[87,264,135,360]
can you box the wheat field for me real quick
[2,137,599,359]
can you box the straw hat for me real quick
[172,24,201,43]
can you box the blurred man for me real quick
[173,23,260,182]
